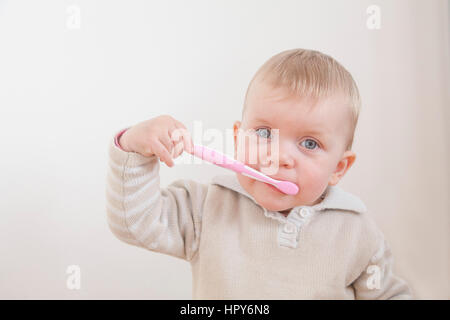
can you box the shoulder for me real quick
[317,186,383,248]
[209,174,257,202]
[315,187,386,280]
[168,177,209,192]
[165,178,210,208]
[315,185,367,214]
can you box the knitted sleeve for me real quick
[352,233,413,299]
[105,130,208,261]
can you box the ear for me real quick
[233,120,241,159]
[328,150,356,186]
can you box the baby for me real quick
[106,48,413,299]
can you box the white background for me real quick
[0,0,449,299]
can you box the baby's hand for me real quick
[118,115,194,167]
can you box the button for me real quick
[300,208,310,218]
[283,222,296,234]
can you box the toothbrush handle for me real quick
[192,145,245,172]
[240,164,276,185]
[192,145,275,184]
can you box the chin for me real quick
[250,187,292,212]
[258,201,287,213]
[237,174,295,210]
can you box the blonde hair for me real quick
[242,48,361,150]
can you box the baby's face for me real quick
[234,81,356,214]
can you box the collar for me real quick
[210,174,367,221]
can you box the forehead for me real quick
[244,81,351,132]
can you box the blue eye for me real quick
[255,127,271,139]
[300,139,319,150]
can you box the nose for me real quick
[278,148,295,169]
[261,140,295,170]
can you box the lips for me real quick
[263,173,290,181]
[269,176,294,184]
[269,176,287,181]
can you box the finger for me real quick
[160,130,175,155]
[169,126,184,144]
[172,140,184,159]
[181,129,194,154]
[169,127,184,158]
[170,126,188,155]
[173,123,194,154]
[151,139,174,167]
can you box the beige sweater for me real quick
[105,132,413,299]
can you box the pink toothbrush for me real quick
[188,144,299,195]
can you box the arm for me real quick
[105,129,208,261]
[352,235,413,299]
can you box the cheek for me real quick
[237,173,255,192]
[297,159,332,192]
[238,174,275,202]
[236,135,254,163]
